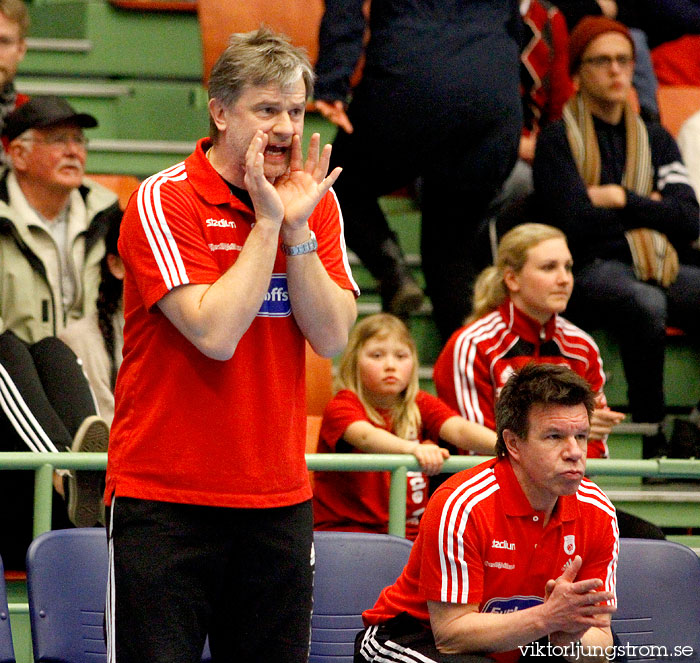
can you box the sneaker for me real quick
[67,416,109,528]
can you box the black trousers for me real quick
[0,330,97,568]
[567,260,700,424]
[107,497,314,663]
[356,613,627,663]
[330,69,521,342]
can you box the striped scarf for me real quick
[563,92,679,287]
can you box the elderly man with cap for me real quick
[533,16,700,461]
[0,95,121,569]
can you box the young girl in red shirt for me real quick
[312,313,496,540]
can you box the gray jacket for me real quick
[0,169,120,343]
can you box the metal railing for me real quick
[2,452,700,539]
[2,452,700,618]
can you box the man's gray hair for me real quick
[208,27,315,141]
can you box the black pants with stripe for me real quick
[355,614,626,663]
[107,497,314,663]
[356,615,496,663]
[0,330,97,568]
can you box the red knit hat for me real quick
[568,16,636,75]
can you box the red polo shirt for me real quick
[106,138,359,509]
[363,456,619,662]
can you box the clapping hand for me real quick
[275,132,342,232]
[244,130,342,234]
[543,555,615,646]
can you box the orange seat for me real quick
[196,0,369,88]
[656,85,700,138]
[306,414,323,488]
[305,342,333,417]
[197,0,325,86]
[87,173,141,210]
[108,0,196,11]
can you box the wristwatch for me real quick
[282,230,318,256]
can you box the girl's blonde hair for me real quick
[467,223,567,323]
[336,313,421,439]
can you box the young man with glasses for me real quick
[0,96,122,567]
[0,0,29,144]
[533,16,700,461]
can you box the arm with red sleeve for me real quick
[420,479,617,660]
[433,327,499,431]
[533,121,699,255]
[119,173,228,323]
[418,391,497,455]
[313,390,446,533]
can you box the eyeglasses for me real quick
[19,134,89,149]
[581,54,634,69]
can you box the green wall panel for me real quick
[24,0,202,79]
[15,77,209,140]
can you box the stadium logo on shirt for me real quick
[563,535,576,555]
[258,273,291,317]
[483,596,543,614]
[492,539,515,550]
[206,218,237,228]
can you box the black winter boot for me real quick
[377,238,424,319]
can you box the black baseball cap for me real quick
[2,96,98,142]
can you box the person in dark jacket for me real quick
[314,0,523,341]
[533,16,700,458]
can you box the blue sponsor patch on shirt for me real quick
[258,273,291,317]
[482,596,543,614]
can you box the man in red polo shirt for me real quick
[105,27,358,663]
[357,364,619,663]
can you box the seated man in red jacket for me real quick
[356,363,619,663]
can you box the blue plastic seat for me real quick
[311,531,413,663]
[0,557,16,663]
[613,538,700,662]
[26,528,211,663]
